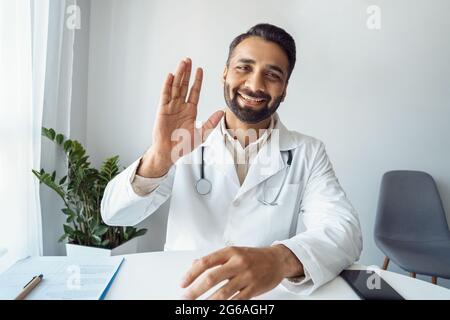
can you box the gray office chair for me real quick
[374,170,450,284]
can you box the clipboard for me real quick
[0,256,124,300]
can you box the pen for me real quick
[15,274,43,300]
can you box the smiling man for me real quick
[101,23,362,299]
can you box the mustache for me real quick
[235,88,271,101]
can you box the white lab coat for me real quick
[101,115,363,295]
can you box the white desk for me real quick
[105,250,450,300]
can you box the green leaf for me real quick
[133,228,147,238]
[89,219,98,232]
[63,140,72,153]
[61,208,74,216]
[95,225,108,236]
[59,176,67,185]
[63,224,75,235]
[42,127,55,141]
[92,235,102,244]
[32,169,43,184]
[100,155,120,182]
[33,171,65,198]
[58,234,68,242]
[48,128,56,140]
[101,239,110,247]
[125,226,133,233]
[56,133,64,145]
[73,230,85,238]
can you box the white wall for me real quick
[84,0,450,287]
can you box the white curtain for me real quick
[0,0,49,270]
[40,0,76,256]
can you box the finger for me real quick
[231,287,253,300]
[171,60,186,100]
[180,248,230,288]
[159,73,174,106]
[201,110,225,141]
[179,58,192,100]
[183,264,239,300]
[207,277,245,300]
[187,67,203,106]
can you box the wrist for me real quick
[137,147,172,178]
[271,244,304,278]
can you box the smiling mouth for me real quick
[237,92,268,107]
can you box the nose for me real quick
[244,71,266,93]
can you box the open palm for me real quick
[152,58,224,165]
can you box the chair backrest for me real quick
[375,170,450,242]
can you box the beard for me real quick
[223,83,283,124]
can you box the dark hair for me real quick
[227,23,297,80]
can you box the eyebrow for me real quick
[236,58,286,77]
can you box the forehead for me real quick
[229,36,289,72]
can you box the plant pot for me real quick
[65,237,139,257]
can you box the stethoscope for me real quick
[195,146,213,195]
[195,146,293,206]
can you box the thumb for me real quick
[201,110,224,141]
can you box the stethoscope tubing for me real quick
[195,146,293,205]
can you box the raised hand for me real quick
[137,58,224,178]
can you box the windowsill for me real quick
[0,249,16,274]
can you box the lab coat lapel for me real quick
[202,125,240,188]
[202,113,298,199]
[234,140,284,200]
[234,116,294,200]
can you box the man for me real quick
[101,23,362,299]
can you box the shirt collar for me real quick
[219,114,276,149]
[201,112,300,152]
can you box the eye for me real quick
[236,65,250,71]
[266,72,281,80]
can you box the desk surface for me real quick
[105,251,450,300]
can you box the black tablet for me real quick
[340,269,405,300]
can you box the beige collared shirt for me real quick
[131,116,275,196]
[220,116,275,185]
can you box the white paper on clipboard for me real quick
[0,256,124,300]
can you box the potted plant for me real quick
[32,127,147,256]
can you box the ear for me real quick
[281,84,288,102]
[222,66,228,84]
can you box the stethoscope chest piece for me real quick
[195,146,212,195]
[195,178,212,195]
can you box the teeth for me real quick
[238,92,265,103]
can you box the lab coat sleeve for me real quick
[132,171,168,196]
[101,157,175,226]
[273,141,363,295]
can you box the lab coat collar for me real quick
[202,113,298,151]
[202,112,300,199]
